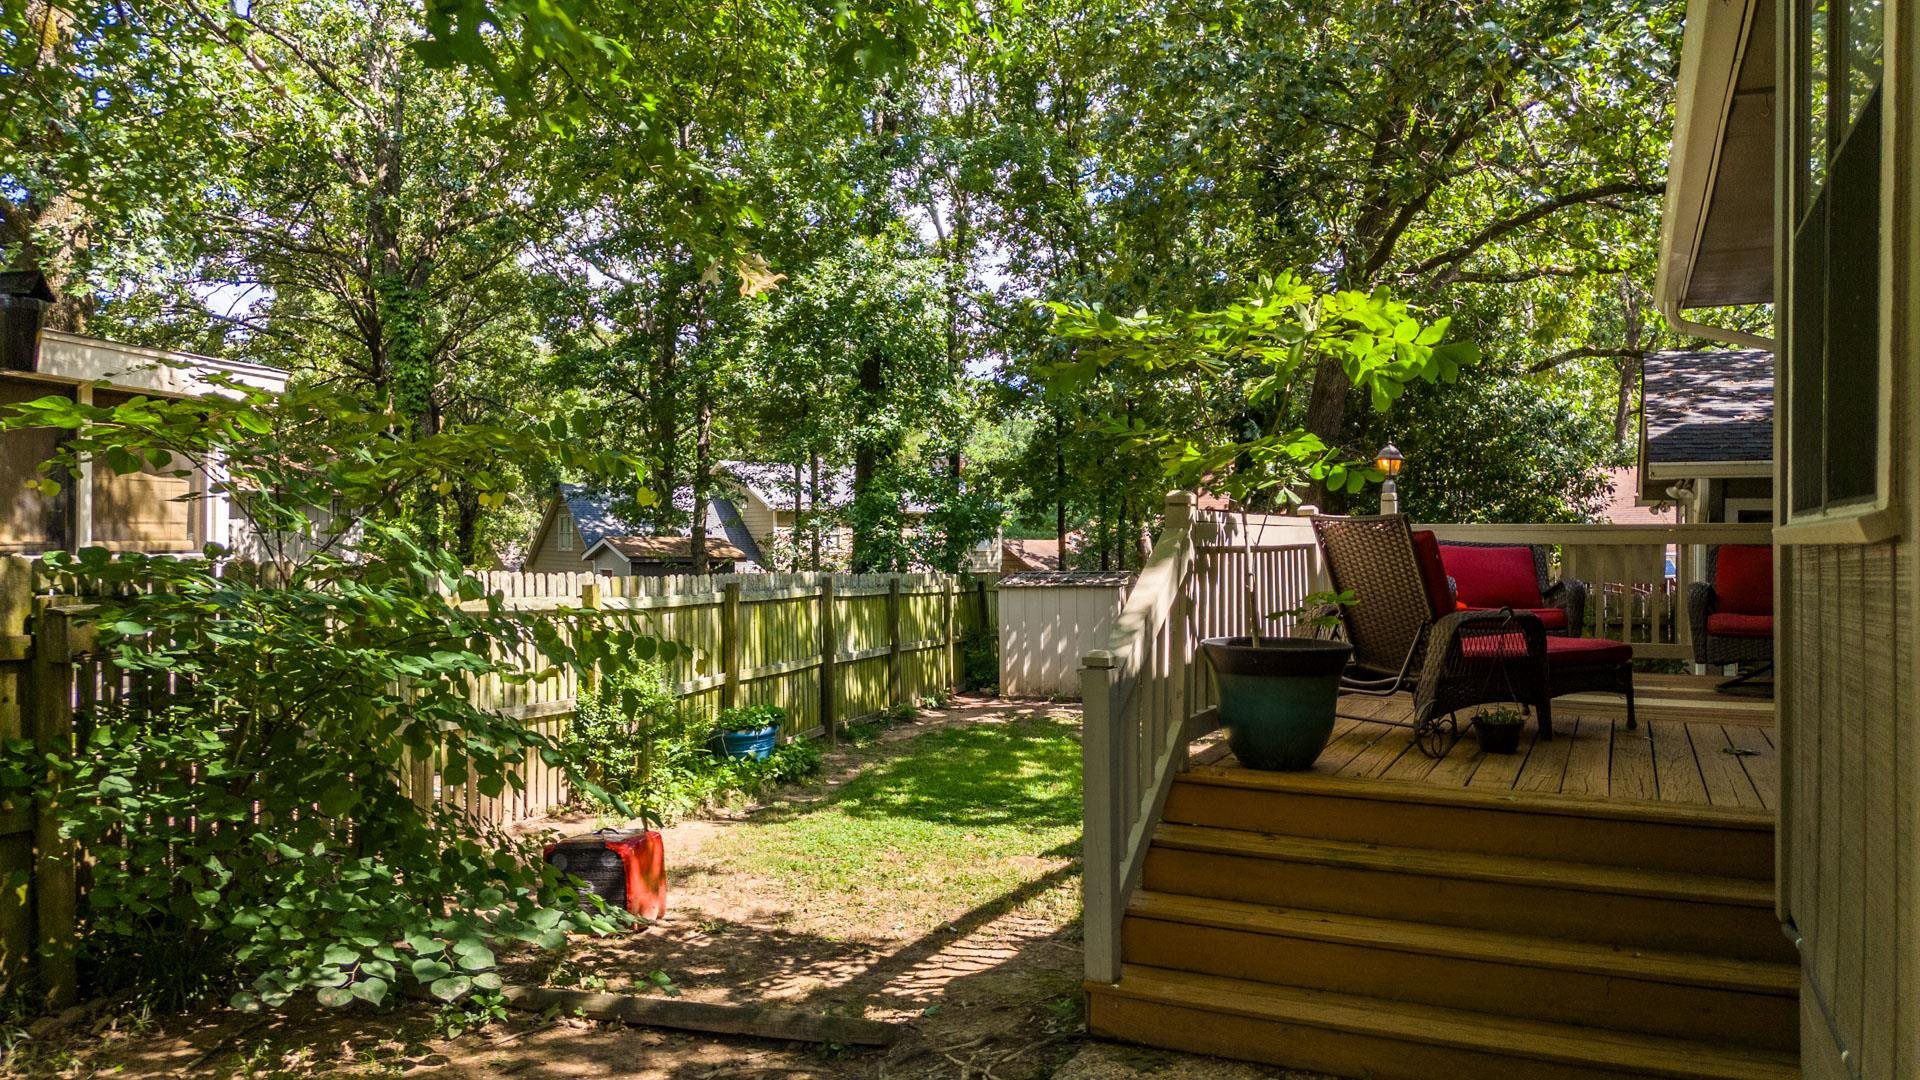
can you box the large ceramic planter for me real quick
[1200,637,1353,771]
[715,724,779,761]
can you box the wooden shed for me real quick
[996,571,1133,699]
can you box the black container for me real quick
[1474,716,1525,754]
[0,272,54,373]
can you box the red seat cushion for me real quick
[1714,545,1773,616]
[1456,604,1569,631]
[1707,612,1774,638]
[1441,545,1545,610]
[1410,531,1455,620]
[1460,632,1631,668]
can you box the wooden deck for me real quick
[1196,674,1778,813]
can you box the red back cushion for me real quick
[1715,545,1773,616]
[1409,531,1453,620]
[1440,544,1544,610]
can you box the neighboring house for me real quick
[523,462,947,576]
[523,484,765,575]
[580,535,747,576]
[1658,0,1916,1073]
[0,274,289,556]
[1001,534,1088,572]
[1638,348,1774,523]
[1595,466,1678,525]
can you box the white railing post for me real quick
[1164,492,1195,761]
[1080,648,1123,984]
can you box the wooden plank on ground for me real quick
[1420,725,1487,789]
[1608,715,1659,802]
[1648,719,1711,806]
[1465,728,1537,791]
[1688,723,1766,810]
[1335,720,1416,780]
[1513,716,1576,794]
[1309,718,1393,776]
[1722,723,1779,812]
[467,985,900,1046]
[1558,714,1614,798]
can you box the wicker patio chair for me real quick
[1688,544,1774,691]
[1311,514,1636,757]
[1437,538,1588,635]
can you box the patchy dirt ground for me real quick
[1,698,1320,1080]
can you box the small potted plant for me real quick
[712,704,784,761]
[1471,707,1526,754]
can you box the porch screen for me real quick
[1787,0,1884,513]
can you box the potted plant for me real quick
[1471,707,1526,754]
[712,704,785,761]
[1200,593,1357,769]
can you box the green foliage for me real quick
[1273,589,1359,635]
[959,626,999,694]
[714,704,787,735]
[561,661,681,825]
[1042,274,1480,507]
[0,384,678,1011]
[1472,707,1528,729]
[565,687,819,825]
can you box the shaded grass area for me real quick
[698,712,1084,935]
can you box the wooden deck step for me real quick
[1124,891,1799,1051]
[1088,965,1800,1080]
[1143,824,1793,961]
[1165,768,1775,880]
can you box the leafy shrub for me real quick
[714,703,787,734]
[562,660,680,820]
[959,626,998,693]
[0,384,676,1012]
[565,688,818,824]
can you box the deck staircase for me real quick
[1085,766,1800,1080]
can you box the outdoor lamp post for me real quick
[1374,444,1404,516]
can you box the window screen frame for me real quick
[1776,0,1899,544]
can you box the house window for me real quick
[556,511,576,551]
[1786,0,1885,519]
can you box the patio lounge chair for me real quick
[1437,539,1587,635]
[1310,514,1636,756]
[1688,544,1774,691]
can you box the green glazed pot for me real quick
[1201,637,1353,771]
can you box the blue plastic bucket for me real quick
[716,725,779,761]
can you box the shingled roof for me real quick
[1642,349,1774,466]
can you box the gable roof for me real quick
[584,535,747,564]
[1641,349,1774,467]
[554,484,767,569]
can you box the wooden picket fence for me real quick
[0,558,991,1010]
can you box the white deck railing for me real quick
[1422,522,1772,661]
[1078,503,1770,984]
[1078,497,1327,982]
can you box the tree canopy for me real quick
[1,0,1733,570]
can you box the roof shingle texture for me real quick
[1642,349,1774,465]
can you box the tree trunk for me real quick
[691,381,712,574]
[850,346,892,572]
[791,460,804,572]
[1615,276,1644,447]
[809,452,822,571]
[1053,412,1067,563]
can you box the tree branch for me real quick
[1406,181,1666,284]
[1528,346,1646,374]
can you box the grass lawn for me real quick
[696,710,1085,937]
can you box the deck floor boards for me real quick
[1203,675,1778,811]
